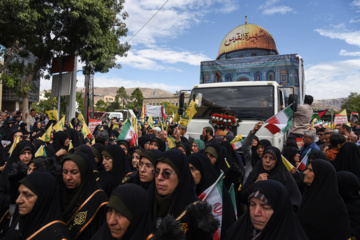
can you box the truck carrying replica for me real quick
[179,20,305,150]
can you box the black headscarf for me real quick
[337,171,360,239]
[204,143,230,175]
[333,142,360,180]
[298,159,351,240]
[61,152,103,222]
[99,145,132,196]
[18,172,70,239]
[52,131,69,152]
[91,143,106,171]
[91,184,152,240]
[6,129,23,142]
[188,153,219,196]
[150,138,165,152]
[138,136,150,149]
[309,150,328,161]
[282,146,299,166]
[176,142,191,156]
[225,180,308,240]
[241,146,302,210]
[251,139,272,168]
[149,149,198,226]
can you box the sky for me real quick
[40,0,360,100]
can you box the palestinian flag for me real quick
[297,149,311,171]
[116,121,136,146]
[312,109,328,120]
[265,106,293,134]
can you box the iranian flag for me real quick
[265,106,293,134]
[297,149,311,171]
[116,121,137,147]
[199,171,224,240]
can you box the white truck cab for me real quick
[180,81,296,150]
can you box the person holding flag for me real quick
[189,153,236,239]
[299,130,320,160]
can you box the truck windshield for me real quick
[190,86,274,120]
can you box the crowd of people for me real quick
[0,102,359,240]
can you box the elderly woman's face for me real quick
[303,163,315,186]
[16,184,38,215]
[262,153,276,172]
[249,197,274,231]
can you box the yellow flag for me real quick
[281,155,295,172]
[173,112,180,123]
[78,113,92,139]
[68,141,73,151]
[339,109,347,116]
[35,145,47,157]
[230,134,243,144]
[8,135,20,155]
[91,138,95,145]
[70,122,74,129]
[39,123,53,142]
[46,110,59,121]
[131,116,137,132]
[166,136,176,149]
[141,104,145,123]
[148,115,155,129]
[180,100,197,127]
[53,116,65,132]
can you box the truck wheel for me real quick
[288,94,298,113]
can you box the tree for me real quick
[95,99,107,112]
[32,91,84,117]
[0,0,130,127]
[116,86,129,109]
[162,102,178,115]
[341,92,360,114]
[130,88,143,109]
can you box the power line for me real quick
[127,0,169,43]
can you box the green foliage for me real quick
[116,86,129,108]
[0,0,130,114]
[162,102,178,115]
[130,88,143,109]
[95,99,107,112]
[341,92,360,114]
[32,91,84,116]
[106,101,121,112]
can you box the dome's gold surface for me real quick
[217,23,278,58]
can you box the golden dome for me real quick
[217,23,278,59]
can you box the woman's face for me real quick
[64,138,70,147]
[27,162,36,175]
[155,162,178,196]
[139,158,154,183]
[252,139,258,147]
[131,152,140,169]
[262,153,276,172]
[120,145,128,155]
[303,163,315,186]
[256,145,265,158]
[191,143,199,153]
[177,146,186,155]
[103,155,113,172]
[189,163,201,185]
[249,197,274,231]
[206,152,217,165]
[19,150,32,165]
[149,141,159,150]
[16,184,38,215]
[62,160,81,189]
[36,122,41,129]
[106,208,130,239]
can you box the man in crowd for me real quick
[299,130,321,160]
[339,124,351,139]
